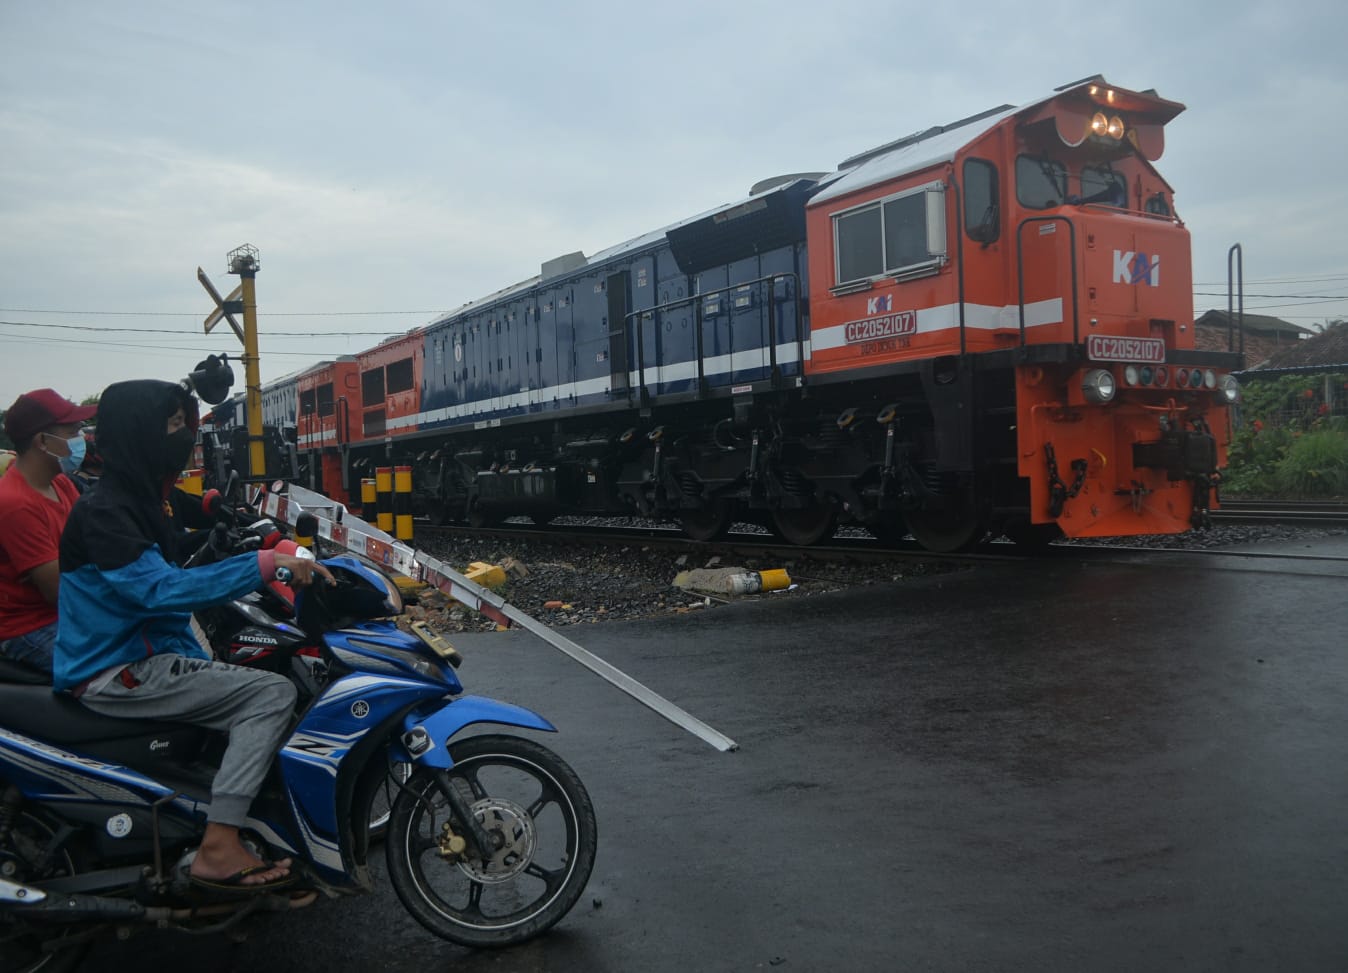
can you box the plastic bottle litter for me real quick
[673,567,792,596]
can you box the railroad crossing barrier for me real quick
[257,482,737,753]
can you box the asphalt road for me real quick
[77,542,1348,972]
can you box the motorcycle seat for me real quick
[0,657,48,685]
[0,683,198,746]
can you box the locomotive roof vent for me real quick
[541,251,588,280]
[749,172,828,196]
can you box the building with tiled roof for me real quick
[1193,309,1315,368]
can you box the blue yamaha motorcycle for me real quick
[0,554,598,970]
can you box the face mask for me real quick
[47,432,86,475]
[162,427,196,477]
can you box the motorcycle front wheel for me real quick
[385,734,598,949]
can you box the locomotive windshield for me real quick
[1016,155,1133,210]
[1016,156,1067,209]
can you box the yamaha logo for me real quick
[351,700,370,719]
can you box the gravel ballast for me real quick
[400,521,1345,634]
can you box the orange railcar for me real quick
[296,356,360,503]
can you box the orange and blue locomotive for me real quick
[283,75,1240,552]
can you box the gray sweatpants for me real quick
[78,654,297,827]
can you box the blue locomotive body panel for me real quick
[415,178,814,433]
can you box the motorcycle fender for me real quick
[403,695,556,769]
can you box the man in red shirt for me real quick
[0,388,98,673]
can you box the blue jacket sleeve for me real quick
[100,545,263,614]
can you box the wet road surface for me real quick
[77,541,1348,971]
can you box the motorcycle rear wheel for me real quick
[385,735,597,949]
[1,808,91,973]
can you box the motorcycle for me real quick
[184,481,411,836]
[0,496,599,970]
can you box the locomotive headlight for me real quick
[1107,115,1125,139]
[1123,365,1140,386]
[1204,369,1217,389]
[1091,112,1110,136]
[1220,374,1242,404]
[1082,369,1116,403]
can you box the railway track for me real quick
[1210,499,1348,528]
[411,511,1348,570]
[412,519,997,566]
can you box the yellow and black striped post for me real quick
[360,477,376,518]
[375,466,393,533]
[394,464,414,541]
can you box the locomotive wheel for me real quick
[679,500,734,542]
[904,489,985,553]
[466,500,500,529]
[770,504,837,546]
[867,517,908,547]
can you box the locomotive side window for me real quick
[1016,155,1067,209]
[361,368,385,407]
[836,206,883,283]
[387,358,414,394]
[833,183,944,286]
[300,388,316,416]
[963,158,1000,243]
[316,382,334,418]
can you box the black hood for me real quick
[60,379,200,573]
[96,380,199,500]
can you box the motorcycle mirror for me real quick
[295,512,319,538]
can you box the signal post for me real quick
[200,244,266,481]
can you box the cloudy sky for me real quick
[2,0,1345,409]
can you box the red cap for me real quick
[4,389,99,444]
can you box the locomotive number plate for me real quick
[1087,335,1165,363]
[844,310,917,344]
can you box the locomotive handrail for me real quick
[950,174,967,356]
[1227,243,1244,357]
[1015,216,1081,348]
[622,272,802,403]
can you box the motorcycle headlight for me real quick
[1082,368,1116,404]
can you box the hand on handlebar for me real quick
[274,553,337,589]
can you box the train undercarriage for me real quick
[296,346,1231,555]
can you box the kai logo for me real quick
[1113,250,1161,287]
[866,294,893,315]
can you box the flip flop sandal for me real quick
[189,863,295,895]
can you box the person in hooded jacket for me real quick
[55,379,333,893]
